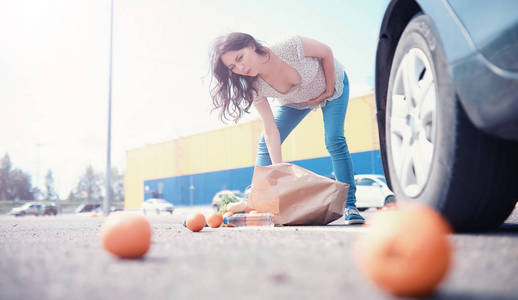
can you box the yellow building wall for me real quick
[124,141,177,209]
[124,93,378,209]
[282,93,379,160]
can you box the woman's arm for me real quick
[253,99,282,164]
[299,36,335,105]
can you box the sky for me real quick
[0,0,386,198]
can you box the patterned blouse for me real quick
[253,36,345,110]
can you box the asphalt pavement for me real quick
[1,205,518,300]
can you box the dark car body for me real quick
[42,204,58,215]
[376,0,518,142]
[375,0,518,231]
[75,203,101,214]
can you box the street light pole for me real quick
[104,0,114,215]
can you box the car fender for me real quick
[378,0,518,141]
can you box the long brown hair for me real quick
[209,32,269,123]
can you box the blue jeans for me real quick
[255,74,357,208]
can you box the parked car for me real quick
[92,205,124,214]
[375,1,518,231]
[75,203,101,214]
[354,174,395,211]
[211,189,244,212]
[42,204,58,216]
[141,198,174,215]
[243,185,252,200]
[7,202,43,216]
[110,206,123,213]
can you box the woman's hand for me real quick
[305,90,333,105]
[226,200,252,213]
[300,36,336,106]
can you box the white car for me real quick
[354,174,395,211]
[141,198,174,215]
[7,202,43,216]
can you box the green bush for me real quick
[218,194,241,214]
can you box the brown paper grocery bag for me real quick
[248,163,349,225]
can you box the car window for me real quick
[356,178,376,186]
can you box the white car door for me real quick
[142,200,153,211]
[355,177,385,208]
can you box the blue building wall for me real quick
[143,149,383,206]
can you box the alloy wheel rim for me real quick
[389,48,437,197]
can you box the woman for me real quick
[209,32,364,224]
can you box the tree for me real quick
[75,165,103,203]
[0,153,12,200]
[44,169,59,201]
[66,190,78,202]
[0,153,33,201]
[68,165,125,203]
[9,169,34,201]
[103,167,124,203]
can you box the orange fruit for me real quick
[207,212,223,228]
[355,202,452,297]
[100,213,152,259]
[185,213,206,232]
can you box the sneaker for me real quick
[344,207,365,225]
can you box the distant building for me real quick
[124,93,382,209]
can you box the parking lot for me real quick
[1,205,518,300]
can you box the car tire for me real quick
[384,195,396,206]
[384,15,518,232]
[358,208,368,212]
